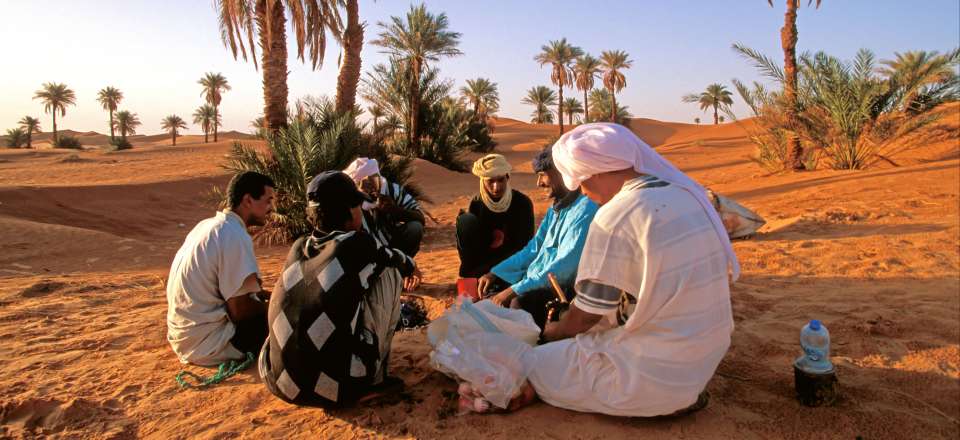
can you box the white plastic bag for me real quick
[427,299,539,408]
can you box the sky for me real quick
[1,0,958,135]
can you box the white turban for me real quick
[343,157,380,183]
[552,123,741,280]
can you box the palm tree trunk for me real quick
[568,111,573,126]
[558,84,565,134]
[410,59,422,155]
[109,109,115,140]
[583,89,589,123]
[261,0,289,132]
[213,105,220,142]
[714,105,719,124]
[26,132,32,148]
[204,128,209,144]
[610,92,617,123]
[335,0,363,115]
[783,0,805,170]
[52,112,58,145]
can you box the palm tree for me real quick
[18,116,41,148]
[193,104,219,143]
[161,115,188,146]
[600,50,633,123]
[372,4,462,154]
[113,111,141,142]
[97,87,123,140]
[573,54,602,123]
[694,117,701,124]
[563,97,584,126]
[879,49,960,113]
[589,88,631,124]
[336,0,363,114]
[522,86,558,124]
[535,38,583,134]
[683,84,734,124]
[32,82,76,145]
[767,0,823,170]
[368,105,385,133]
[198,72,230,142]
[215,0,343,131]
[459,77,500,121]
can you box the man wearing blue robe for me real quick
[480,146,599,330]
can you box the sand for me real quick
[0,113,957,439]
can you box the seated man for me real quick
[166,171,275,366]
[480,146,598,330]
[511,123,739,417]
[456,154,535,279]
[259,171,420,407]
[344,157,425,257]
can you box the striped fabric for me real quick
[379,177,420,212]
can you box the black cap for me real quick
[306,171,372,208]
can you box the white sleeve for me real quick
[218,229,260,301]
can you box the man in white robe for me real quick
[517,123,740,417]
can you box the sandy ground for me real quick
[0,112,957,439]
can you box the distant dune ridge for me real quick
[0,111,957,438]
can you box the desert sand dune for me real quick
[0,112,957,439]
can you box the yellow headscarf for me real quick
[471,154,513,213]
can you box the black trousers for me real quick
[456,213,512,278]
[389,220,424,257]
[230,312,269,356]
[515,289,577,331]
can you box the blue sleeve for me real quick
[491,208,551,285]
[511,200,596,296]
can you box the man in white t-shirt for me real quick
[491,123,740,417]
[166,172,276,366]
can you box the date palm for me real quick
[368,105,385,133]
[683,84,734,124]
[563,97,583,126]
[459,77,500,121]
[600,50,632,123]
[879,49,960,113]
[535,38,583,135]
[113,111,141,142]
[32,82,76,145]
[198,72,230,142]
[522,86,558,124]
[192,104,220,143]
[161,115,188,146]
[18,116,41,148]
[215,0,344,131]
[573,54,602,123]
[97,86,123,140]
[767,0,823,170]
[372,4,462,154]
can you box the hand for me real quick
[477,273,497,296]
[490,288,516,308]
[542,321,561,342]
[377,196,399,216]
[403,268,422,292]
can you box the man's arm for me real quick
[542,303,603,342]
[226,273,269,322]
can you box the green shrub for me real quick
[223,97,419,244]
[54,134,82,149]
[4,128,26,148]
[107,137,132,151]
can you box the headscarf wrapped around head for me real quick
[343,157,380,183]
[551,123,741,280]
[471,154,513,213]
[532,145,554,173]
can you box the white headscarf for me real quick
[552,123,740,280]
[343,157,380,183]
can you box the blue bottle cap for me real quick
[810,319,822,331]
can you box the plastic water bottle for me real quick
[795,319,834,374]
